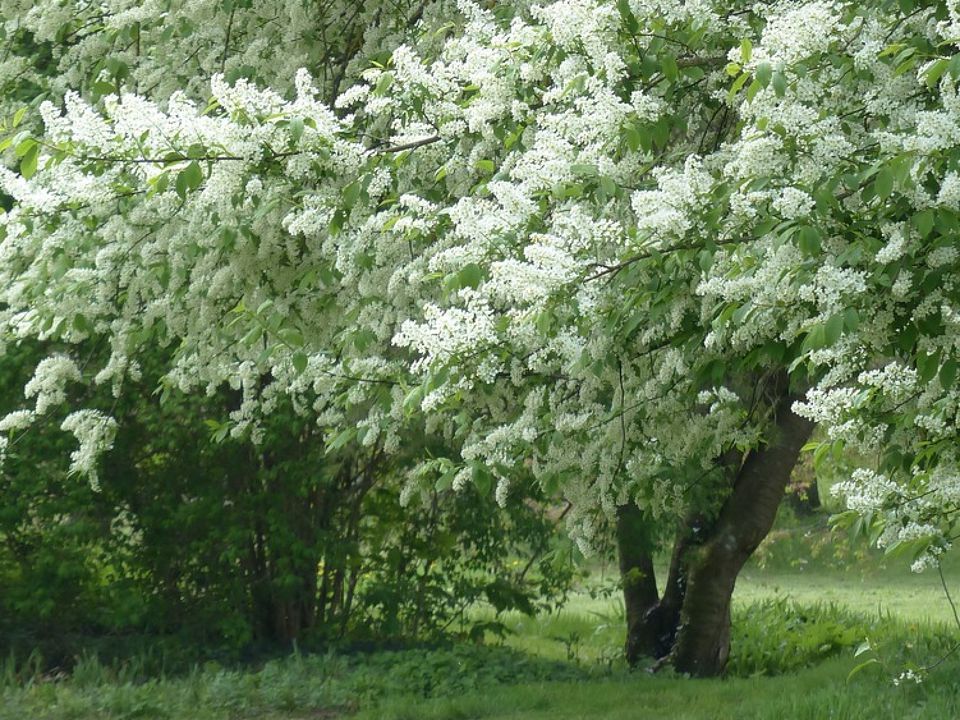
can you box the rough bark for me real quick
[670,385,814,676]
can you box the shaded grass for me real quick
[4,530,960,719]
[4,595,958,720]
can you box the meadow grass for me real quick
[4,531,960,719]
[361,657,960,720]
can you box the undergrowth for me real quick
[3,596,959,719]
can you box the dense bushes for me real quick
[0,343,575,664]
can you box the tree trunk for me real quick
[617,507,709,666]
[670,385,814,676]
[645,519,701,657]
[616,502,660,664]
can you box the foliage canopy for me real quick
[4,0,960,669]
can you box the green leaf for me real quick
[92,80,116,96]
[740,39,752,64]
[73,314,92,333]
[176,160,203,199]
[20,142,39,179]
[651,118,671,148]
[289,117,305,143]
[241,325,263,347]
[926,57,950,88]
[802,324,826,352]
[732,302,753,324]
[728,71,750,101]
[475,159,495,174]
[536,310,555,334]
[949,53,960,80]
[917,351,940,384]
[843,307,860,332]
[797,226,821,256]
[403,385,424,414]
[326,427,356,452]
[825,313,844,346]
[150,171,170,195]
[15,135,36,158]
[912,209,935,238]
[374,71,394,95]
[570,163,598,177]
[279,328,304,347]
[661,54,679,82]
[435,466,457,492]
[342,180,361,209]
[616,0,639,34]
[874,167,894,199]
[771,71,787,97]
[458,262,483,289]
[940,359,958,389]
[352,328,376,351]
[106,57,129,80]
[755,62,773,87]
[847,658,879,683]
[472,463,492,495]
[894,56,917,77]
[624,122,643,152]
[292,352,308,374]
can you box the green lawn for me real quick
[360,657,956,720]
[4,540,960,720]
[474,547,960,666]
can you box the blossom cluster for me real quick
[3,0,960,567]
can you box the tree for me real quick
[3,0,960,676]
[0,0,570,651]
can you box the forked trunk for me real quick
[671,387,813,676]
[616,374,813,676]
[617,508,699,665]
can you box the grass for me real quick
[4,524,960,719]
[359,656,960,720]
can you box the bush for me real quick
[0,341,577,667]
[729,598,869,676]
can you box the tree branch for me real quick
[375,134,442,154]
[585,236,743,282]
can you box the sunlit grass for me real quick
[359,655,960,720]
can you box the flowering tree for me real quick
[4,0,960,675]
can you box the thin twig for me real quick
[919,564,960,672]
[375,135,442,154]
